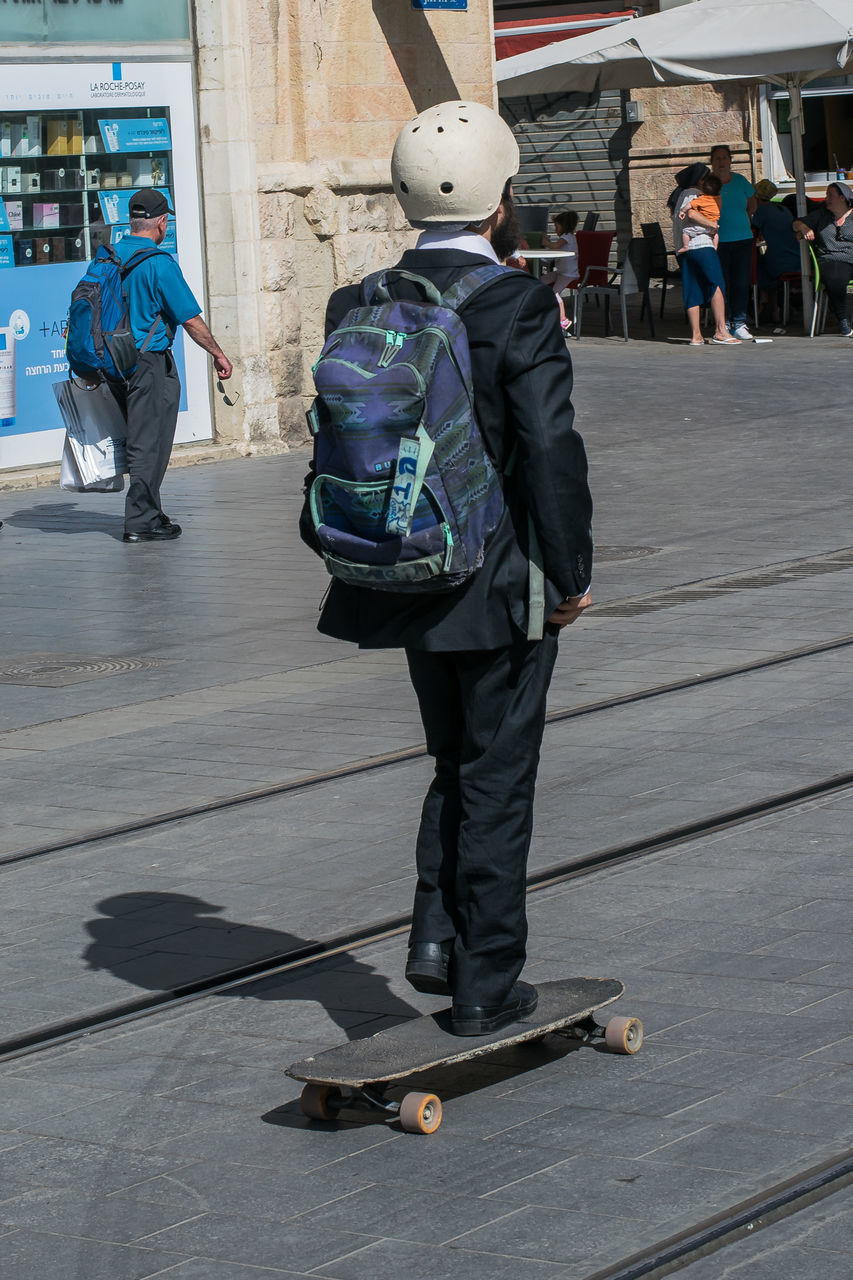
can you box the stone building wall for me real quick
[194,0,495,456]
[627,82,760,235]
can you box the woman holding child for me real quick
[710,144,757,340]
[671,162,739,346]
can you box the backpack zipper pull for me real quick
[378,330,406,368]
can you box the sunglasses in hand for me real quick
[217,379,240,407]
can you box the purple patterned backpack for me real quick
[305,265,510,593]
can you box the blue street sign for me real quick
[412,0,467,9]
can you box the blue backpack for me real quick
[306,265,515,597]
[66,244,167,382]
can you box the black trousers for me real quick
[109,350,181,533]
[819,258,853,324]
[717,238,753,329]
[406,629,559,1008]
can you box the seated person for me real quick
[677,173,722,254]
[540,209,579,332]
[792,180,853,336]
[750,179,801,331]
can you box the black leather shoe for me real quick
[451,981,538,1037]
[405,942,452,995]
[123,523,182,543]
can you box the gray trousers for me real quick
[109,350,181,533]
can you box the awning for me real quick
[495,11,636,62]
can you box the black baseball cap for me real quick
[128,188,173,219]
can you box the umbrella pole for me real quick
[787,79,814,330]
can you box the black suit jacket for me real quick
[300,248,593,651]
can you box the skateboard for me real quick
[286,977,643,1134]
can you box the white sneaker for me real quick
[733,325,753,341]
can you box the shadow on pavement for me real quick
[6,502,124,538]
[83,891,420,1041]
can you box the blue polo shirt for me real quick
[718,172,754,243]
[114,235,201,352]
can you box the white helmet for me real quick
[391,100,520,227]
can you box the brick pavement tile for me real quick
[292,1185,520,1246]
[145,1111,398,1170]
[0,1077,122,1129]
[115,1158,376,1219]
[0,1231,185,1280]
[450,1203,664,1265]
[647,950,820,982]
[155,1063,308,1111]
[138,1212,375,1272]
[648,1007,840,1057]
[588,919,802,956]
[634,971,845,1017]
[502,1074,719,1119]
[655,1122,835,1175]
[152,1263,312,1278]
[17,1093,254,1151]
[784,1066,853,1103]
[481,1150,750,1221]
[312,1134,569,1199]
[637,1049,845,1097]
[0,1188,204,1244]
[0,1137,195,1194]
[311,1236,584,1280]
[679,1091,853,1140]
[490,1103,709,1159]
[786,987,853,1018]
[756,931,853,964]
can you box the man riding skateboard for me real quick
[300,101,593,1036]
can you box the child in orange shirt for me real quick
[678,173,722,253]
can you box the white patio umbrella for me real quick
[497,0,853,325]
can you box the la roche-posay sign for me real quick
[0,61,211,470]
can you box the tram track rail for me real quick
[588,1148,853,1280]
[3,764,852,1065]
[3,628,853,871]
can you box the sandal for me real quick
[711,335,741,345]
[689,339,705,346]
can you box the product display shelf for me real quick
[1,108,171,267]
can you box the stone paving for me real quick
[1,334,853,1275]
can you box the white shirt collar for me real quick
[414,228,500,264]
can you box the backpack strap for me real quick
[441,263,512,313]
[119,245,169,279]
[119,246,176,349]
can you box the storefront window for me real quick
[0,60,212,467]
[766,77,853,183]
[0,0,190,43]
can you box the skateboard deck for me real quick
[287,977,642,1134]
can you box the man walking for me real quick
[110,189,232,542]
[301,101,593,1036]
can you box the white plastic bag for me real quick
[53,378,128,491]
[59,434,124,492]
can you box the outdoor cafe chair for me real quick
[562,230,615,327]
[574,237,655,341]
[640,222,678,318]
